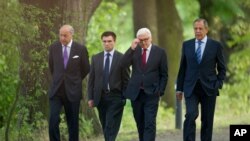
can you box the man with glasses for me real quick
[121,28,168,141]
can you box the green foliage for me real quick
[176,0,199,39]
[87,0,133,56]
[226,4,250,48]
[211,0,244,23]
[79,115,95,140]
[0,1,59,140]
[220,47,250,114]
[213,47,250,128]
[0,0,23,128]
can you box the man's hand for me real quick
[88,100,94,108]
[131,38,140,50]
[176,92,183,101]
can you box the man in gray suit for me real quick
[121,28,168,141]
[48,25,90,141]
[176,18,226,141]
[88,31,130,141]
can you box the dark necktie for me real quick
[63,46,68,69]
[103,53,110,90]
[196,40,202,64]
[141,48,147,68]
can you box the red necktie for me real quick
[141,48,147,68]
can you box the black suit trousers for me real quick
[97,92,125,141]
[49,83,80,141]
[131,90,160,141]
[183,81,217,141]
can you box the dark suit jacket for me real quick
[121,45,168,101]
[49,41,90,102]
[87,50,130,106]
[176,38,226,97]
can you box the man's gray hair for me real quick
[193,18,209,29]
[60,25,74,35]
[136,28,152,37]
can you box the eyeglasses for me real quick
[138,37,150,43]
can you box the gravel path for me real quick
[88,128,229,141]
[127,128,229,141]
[155,128,229,141]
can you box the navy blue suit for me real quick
[48,41,90,141]
[176,38,226,141]
[121,45,168,141]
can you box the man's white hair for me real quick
[60,25,74,35]
[136,28,152,37]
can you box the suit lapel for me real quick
[110,51,118,75]
[200,38,210,64]
[191,40,196,58]
[145,45,155,71]
[55,43,64,69]
[136,47,143,71]
[65,42,76,69]
[97,52,104,74]
[190,39,198,65]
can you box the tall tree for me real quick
[133,0,158,42]
[156,0,183,108]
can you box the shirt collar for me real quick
[142,44,152,52]
[104,49,115,57]
[62,39,73,48]
[196,36,207,43]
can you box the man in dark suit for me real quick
[48,25,90,141]
[121,28,168,141]
[87,31,130,141]
[176,18,226,141]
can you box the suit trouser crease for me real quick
[132,90,159,141]
[49,84,80,141]
[183,82,217,141]
[97,94,124,141]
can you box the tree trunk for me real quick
[133,0,158,42]
[156,0,183,108]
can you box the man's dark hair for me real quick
[101,31,116,41]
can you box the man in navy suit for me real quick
[48,25,90,141]
[121,28,168,141]
[176,18,226,141]
[88,31,130,141]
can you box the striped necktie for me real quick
[196,40,202,64]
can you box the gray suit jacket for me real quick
[87,50,130,106]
